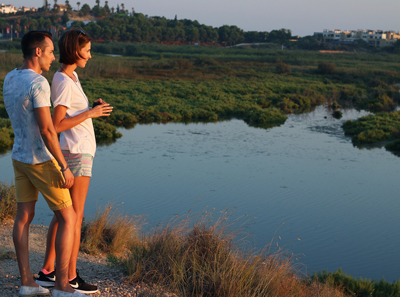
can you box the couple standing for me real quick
[3,29,113,296]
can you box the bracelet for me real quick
[60,166,69,172]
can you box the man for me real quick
[3,31,86,297]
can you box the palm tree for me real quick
[54,0,58,10]
[77,1,80,10]
[96,0,100,7]
[121,3,124,12]
[104,0,108,7]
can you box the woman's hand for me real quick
[90,102,113,118]
[92,98,107,107]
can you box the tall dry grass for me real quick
[80,204,143,255]
[0,181,16,222]
[87,208,349,297]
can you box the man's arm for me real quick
[34,106,74,189]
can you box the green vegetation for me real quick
[312,269,400,297]
[1,44,400,152]
[343,112,400,144]
[0,118,14,153]
[0,181,16,221]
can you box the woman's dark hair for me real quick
[21,31,53,59]
[58,27,91,65]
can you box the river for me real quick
[1,105,399,282]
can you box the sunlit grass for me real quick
[86,207,349,297]
[0,181,16,222]
[80,204,143,255]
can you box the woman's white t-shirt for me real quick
[51,71,96,157]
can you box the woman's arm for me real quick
[52,102,113,133]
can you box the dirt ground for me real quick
[0,220,176,297]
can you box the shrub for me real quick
[332,110,343,119]
[0,181,16,222]
[80,205,142,255]
[312,268,400,297]
[92,119,123,144]
[317,61,337,74]
[276,58,291,74]
[244,107,287,128]
[0,119,14,153]
[343,111,400,144]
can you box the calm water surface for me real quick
[1,105,399,281]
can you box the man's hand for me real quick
[62,168,74,189]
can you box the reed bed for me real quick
[80,204,143,255]
[82,207,348,297]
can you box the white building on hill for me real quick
[0,3,17,14]
[318,29,400,47]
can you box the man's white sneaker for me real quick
[19,285,50,296]
[52,289,87,297]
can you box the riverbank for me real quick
[0,220,176,297]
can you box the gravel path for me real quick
[0,220,176,297]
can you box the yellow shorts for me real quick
[12,158,72,211]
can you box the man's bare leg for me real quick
[13,201,39,287]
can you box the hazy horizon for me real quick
[6,0,400,37]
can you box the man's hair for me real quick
[59,27,91,65]
[21,31,53,59]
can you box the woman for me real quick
[35,28,113,294]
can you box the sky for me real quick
[8,0,400,37]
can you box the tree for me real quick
[0,18,9,38]
[76,1,80,10]
[29,19,39,30]
[218,25,244,45]
[103,2,110,14]
[185,25,199,42]
[43,18,52,30]
[268,28,291,43]
[65,0,71,11]
[96,0,100,7]
[54,0,58,10]
[85,22,103,39]
[61,10,69,24]
[80,3,91,15]
[121,3,125,12]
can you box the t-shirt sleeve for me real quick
[51,75,73,109]
[32,78,51,108]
